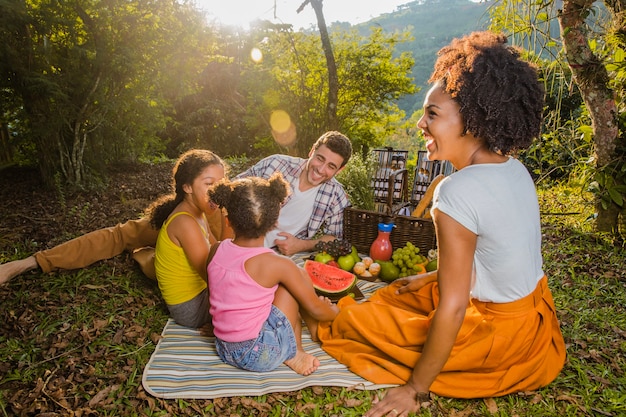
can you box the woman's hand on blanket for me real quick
[364,385,421,417]
[394,271,437,295]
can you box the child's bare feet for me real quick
[0,256,38,285]
[284,350,320,376]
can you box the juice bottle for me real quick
[370,222,394,261]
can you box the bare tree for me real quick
[297,0,339,130]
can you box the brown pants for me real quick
[34,210,225,277]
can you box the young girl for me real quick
[207,173,339,376]
[146,149,232,328]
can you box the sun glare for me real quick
[197,1,279,27]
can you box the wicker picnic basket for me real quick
[343,207,437,256]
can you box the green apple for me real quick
[337,254,356,271]
[314,252,334,264]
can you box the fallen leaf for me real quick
[484,397,498,414]
[83,284,108,290]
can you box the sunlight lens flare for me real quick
[270,110,297,147]
[250,47,263,63]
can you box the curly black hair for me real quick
[145,149,227,229]
[430,31,544,155]
[208,173,289,239]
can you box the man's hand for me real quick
[273,232,309,256]
[273,232,335,256]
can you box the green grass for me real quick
[1,184,625,416]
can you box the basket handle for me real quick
[411,174,445,218]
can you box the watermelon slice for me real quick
[304,260,357,297]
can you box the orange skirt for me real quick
[317,276,566,398]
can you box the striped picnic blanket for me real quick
[142,279,393,399]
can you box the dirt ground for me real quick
[0,162,173,258]
[0,161,373,416]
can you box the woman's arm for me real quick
[406,209,475,389]
[365,209,476,417]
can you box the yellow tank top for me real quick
[155,211,208,305]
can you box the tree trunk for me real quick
[558,0,620,233]
[22,94,61,188]
[298,0,339,131]
[0,123,12,164]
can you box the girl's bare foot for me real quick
[0,256,39,285]
[284,350,320,376]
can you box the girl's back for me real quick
[208,239,276,342]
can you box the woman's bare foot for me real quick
[131,247,156,280]
[284,350,320,376]
[0,256,39,285]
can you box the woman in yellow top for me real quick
[145,149,232,328]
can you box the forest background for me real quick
[1,0,626,415]
[1,0,625,236]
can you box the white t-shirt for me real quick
[432,157,544,303]
[264,178,320,248]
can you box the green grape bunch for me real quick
[314,239,353,258]
[391,241,429,278]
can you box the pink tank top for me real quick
[207,239,276,342]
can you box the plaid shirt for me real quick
[236,154,349,239]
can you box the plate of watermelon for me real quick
[304,260,364,302]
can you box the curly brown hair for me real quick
[430,31,544,154]
[208,173,290,239]
[311,131,353,167]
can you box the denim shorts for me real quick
[215,305,297,372]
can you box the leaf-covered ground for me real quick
[1,161,625,416]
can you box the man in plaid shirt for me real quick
[236,131,352,256]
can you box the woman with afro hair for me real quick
[318,31,566,416]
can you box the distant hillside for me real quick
[332,0,493,116]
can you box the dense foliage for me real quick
[0,0,417,189]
